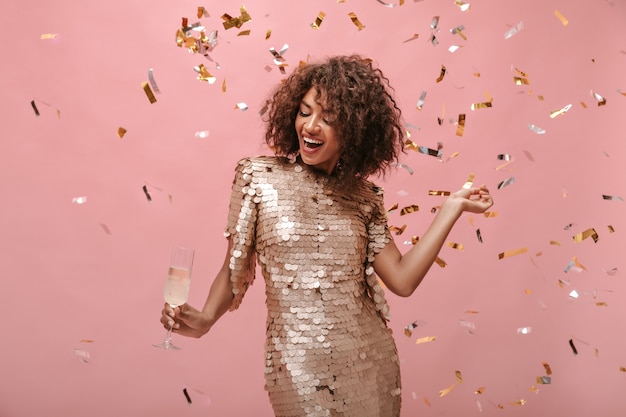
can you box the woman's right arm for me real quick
[160,238,235,338]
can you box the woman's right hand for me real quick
[160,303,212,339]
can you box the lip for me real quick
[300,135,324,154]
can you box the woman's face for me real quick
[295,88,341,175]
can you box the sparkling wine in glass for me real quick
[153,246,194,350]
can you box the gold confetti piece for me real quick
[455,114,466,136]
[568,339,578,355]
[403,33,420,43]
[416,91,427,109]
[511,399,527,406]
[221,78,227,93]
[455,370,463,384]
[428,190,450,196]
[483,211,498,218]
[99,223,112,235]
[389,225,407,235]
[265,29,271,40]
[79,339,94,343]
[476,229,482,243]
[550,240,560,245]
[424,397,431,407]
[387,203,399,213]
[524,289,532,295]
[194,64,216,84]
[434,257,447,268]
[554,9,568,26]
[596,302,608,307]
[400,204,419,215]
[221,5,252,30]
[514,76,530,85]
[462,173,475,189]
[197,7,208,18]
[608,225,615,233]
[142,82,157,103]
[447,242,464,251]
[573,228,599,243]
[504,21,524,39]
[617,88,626,96]
[528,124,546,134]
[235,102,248,111]
[439,382,457,397]
[550,103,572,118]
[429,33,439,46]
[348,12,365,30]
[416,336,437,344]
[474,387,485,394]
[237,30,251,36]
[536,376,551,384]
[311,11,326,29]
[450,25,466,40]
[117,127,127,139]
[471,101,492,110]
[498,247,528,259]
[435,65,447,83]
[602,194,624,201]
[542,362,552,375]
[497,177,515,189]
[31,100,40,117]
[455,1,471,12]
[591,90,607,106]
[40,33,58,39]
[464,310,480,314]
[72,196,87,204]
[404,321,420,336]
[620,367,626,372]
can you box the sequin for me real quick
[225,156,401,416]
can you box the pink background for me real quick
[2,0,625,416]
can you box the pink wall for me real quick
[2,0,625,416]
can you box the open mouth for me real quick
[303,136,323,149]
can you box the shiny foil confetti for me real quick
[591,90,607,106]
[429,33,439,46]
[511,399,527,406]
[471,101,492,110]
[497,177,515,190]
[387,203,399,213]
[416,91,427,109]
[117,127,127,139]
[194,64,217,84]
[403,33,420,43]
[428,190,450,196]
[455,1,470,11]
[40,33,59,39]
[543,362,552,375]
[455,114,466,136]
[348,12,365,30]
[608,225,615,233]
[197,6,208,18]
[237,30,251,36]
[536,376,552,384]
[448,45,461,53]
[447,242,464,251]
[602,194,623,201]
[416,336,437,344]
[31,100,40,117]
[554,9,569,26]
[265,29,271,40]
[517,327,532,335]
[400,204,419,215]
[568,339,578,355]
[72,196,87,204]
[376,0,405,6]
[195,130,210,139]
[476,229,482,243]
[404,321,420,337]
[483,212,498,218]
[389,225,407,235]
[573,228,599,243]
[434,257,447,268]
[435,65,447,83]
[148,68,161,94]
[550,104,572,118]
[142,185,152,202]
[450,25,466,40]
[73,348,90,363]
[99,223,112,235]
[504,22,524,39]
[439,382,457,397]
[528,124,546,134]
[311,11,325,29]
[474,387,485,394]
[430,16,440,28]
[498,247,528,259]
[235,102,248,111]
[396,162,414,175]
[142,82,157,103]
[221,6,252,30]
[183,387,192,404]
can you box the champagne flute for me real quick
[153,246,194,350]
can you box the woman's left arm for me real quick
[373,185,493,297]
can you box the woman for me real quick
[160,55,493,416]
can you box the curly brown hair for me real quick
[263,55,405,188]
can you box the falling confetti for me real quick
[348,12,366,30]
[142,82,157,103]
[142,185,152,202]
[376,0,405,7]
[31,100,40,117]
[72,196,87,204]
[311,11,326,29]
[195,130,210,139]
[498,247,528,259]
[450,25,467,40]
[590,90,607,106]
[455,1,471,12]
[183,387,192,405]
[100,223,112,235]
[221,6,252,30]
[602,194,623,201]
[504,21,524,39]
[435,65,447,83]
[517,327,532,335]
[497,177,515,190]
[235,102,248,111]
[550,104,572,118]
[572,228,599,243]
[455,114,466,136]
[568,339,578,355]
[416,91,427,110]
[194,64,217,84]
[400,204,419,215]
[554,9,569,26]
[117,127,127,139]
[148,68,161,94]
[528,124,546,134]
[40,33,59,39]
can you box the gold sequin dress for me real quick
[224,156,401,417]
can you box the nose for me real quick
[304,116,321,133]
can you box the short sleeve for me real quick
[365,184,393,321]
[224,158,258,311]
